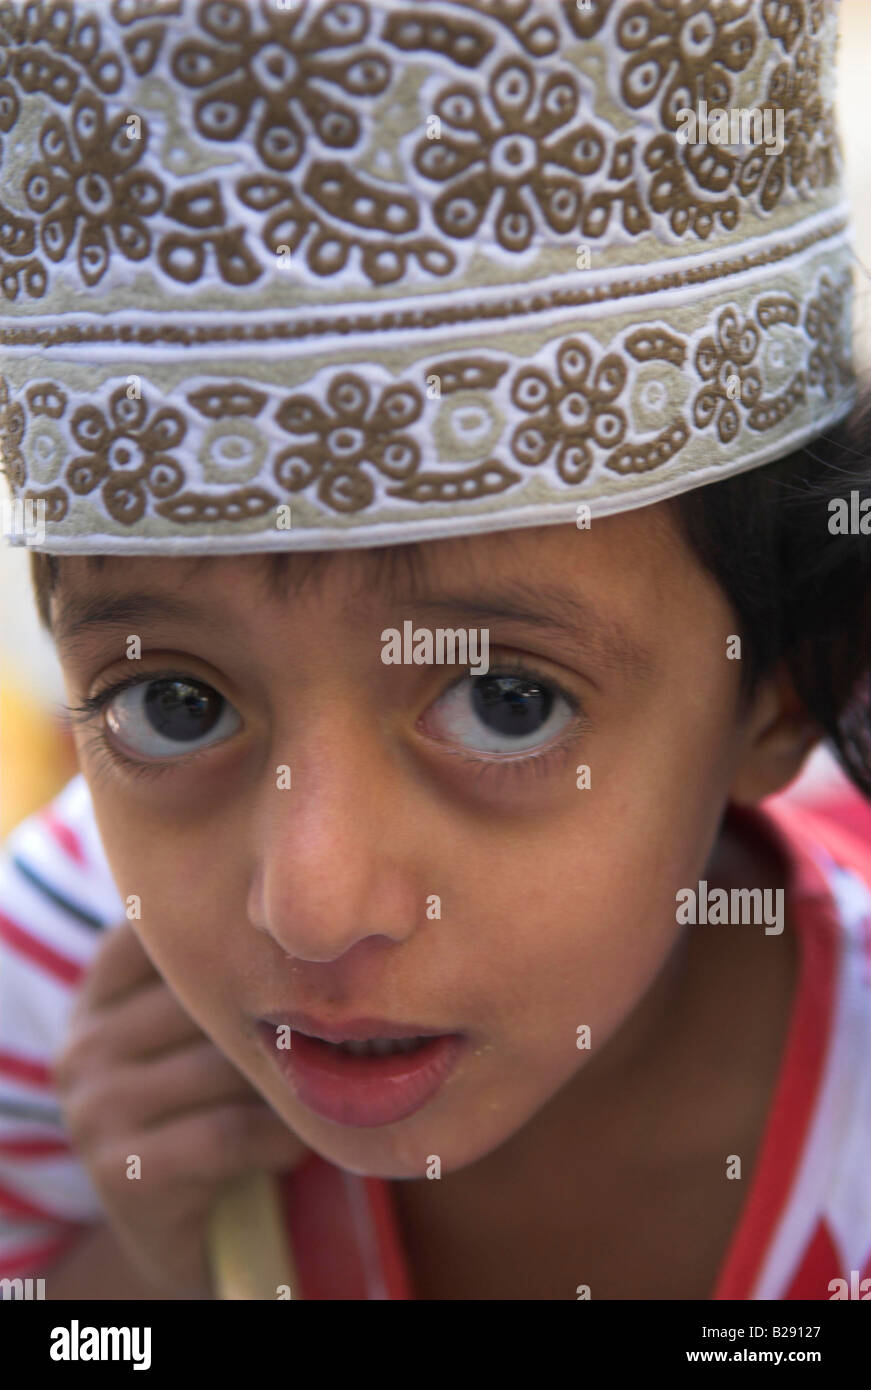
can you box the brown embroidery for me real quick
[155,485,276,524]
[22,485,69,522]
[737,39,837,212]
[510,339,628,484]
[693,307,762,445]
[25,89,164,286]
[170,0,390,171]
[805,270,853,400]
[0,0,844,300]
[0,4,855,549]
[66,386,187,525]
[625,327,687,367]
[187,384,269,419]
[111,0,182,77]
[746,371,806,431]
[0,213,849,348]
[605,419,690,475]
[0,0,126,103]
[0,265,856,533]
[458,0,562,58]
[0,373,26,490]
[273,371,424,514]
[616,0,757,131]
[382,8,496,69]
[414,57,608,250]
[427,358,510,394]
[388,460,520,504]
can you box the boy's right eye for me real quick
[97,676,241,761]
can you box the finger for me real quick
[72,979,206,1065]
[131,1039,262,1131]
[74,918,160,1013]
[133,1101,310,1190]
[62,1038,258,1147]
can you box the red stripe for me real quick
[281,1154,369,1299]
[0,1228,83,1280]
[362,1175,413,1299]
[783,1218,843,1299]
[0,909,84,986]
[38,809,87,868]
[0,1049,54,1089]
[0,1175,75,1224]
[712,798,839,1300]
[0,1136,71,1158]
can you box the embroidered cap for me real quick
[0,0,857,555]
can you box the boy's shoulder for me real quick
[0,773,125,993]
[723,777,871,1300]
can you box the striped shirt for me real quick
[0,772,870,1298]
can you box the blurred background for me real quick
[1,0,871,837]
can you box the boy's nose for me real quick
[244,727,426,964]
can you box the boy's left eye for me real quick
[103,677,241,759]
[422,670,575,755]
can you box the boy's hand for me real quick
[52,919,308,1297]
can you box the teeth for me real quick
[332,1036,429,1057]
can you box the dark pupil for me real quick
[471,675,553,737]
[144,680,221,743]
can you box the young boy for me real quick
[0,0,869,1300]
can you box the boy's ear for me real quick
[727,663,821,806]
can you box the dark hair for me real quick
[674,393,871,798]
[28,394,871,798]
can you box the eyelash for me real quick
[64,659,588,784]
[423,657,586,784]
[64,668,216,783]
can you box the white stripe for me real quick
[340,1170,389,1301]
[0,947,78,1063]
[3,206,851,359]
[751,861,871,1296]
[0,859,105,970]
[6,819,123,930]
[0,1152,102,1224]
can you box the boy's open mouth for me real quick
[255,1016,468,1128]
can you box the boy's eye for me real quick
[424,672,575,755]
[104,677,241,759]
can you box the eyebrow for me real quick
[54,593,223,657]
[397,586,653,682]
[54,574,653,682]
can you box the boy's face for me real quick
[51,507,768,1177]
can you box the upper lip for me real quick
[258,1012,456,1044]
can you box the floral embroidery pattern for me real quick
[273,371,423,514]
[65,387,187,525]
[616,0,757,131]
[414,58,608,251]
[0,3,854,549]
[170,0,390,172]
[804,271,853,400]
[25,89,164,285]
[509,339,627,483]
[1,270,852,533]
[737,31,837,212]
[0,0,845,297]
[693,307,762,444]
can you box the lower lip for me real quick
[257,1024,468,1128]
